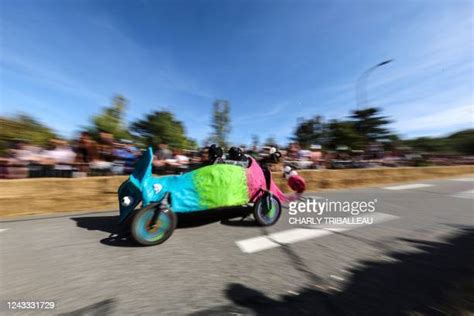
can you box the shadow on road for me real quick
[220,217,260,227]
[178,207,251,228]
[71,215,119,234]
[71,206,254,247]
[71,215,135,247]
[193,227,474,315]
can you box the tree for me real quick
[210,99,231,148]
[131,111,195,149]
[292,115,326,148]
[264,136,279,148]
[384,133,402,151]
[186,138,198,150]
[403,137,449,153]
[0,114,56,155]
[251,134,260,148]
[325,120,364,150]
[350,107,391,142]
[403,129,474,155]
[448,129,474,155]
[89,95,129,140]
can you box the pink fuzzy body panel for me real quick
[246,158,286,203]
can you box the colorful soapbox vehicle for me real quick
[118,147,288,246]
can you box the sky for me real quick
[1,0,473,145]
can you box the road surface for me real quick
[1,177,473,315]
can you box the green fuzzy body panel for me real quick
[193,164,249,209]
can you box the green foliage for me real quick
[131,111,195,150]
[403,137,450,153]
[383,133,402,151]
[89,95,130,140]
[263,136,278,148]
[448,129,474,155]
[292,108,393,150]
[350,107,391,141]
[325,120,364,150]
[0,114,56,155]
[210,99,231,147]
[404,129,474,155]
[251,134,260,148]
[186,138,198,150]
[292,115,326,148]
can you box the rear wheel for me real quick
[253,193,282,226]
[131,204,177,246]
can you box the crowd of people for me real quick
[0,132,140,179]
[0,134,472,179]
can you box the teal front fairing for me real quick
[129,147,159,205]
[118,147,157,222]
[127,148,187,207]
[117,179,142,222]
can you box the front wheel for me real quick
[131,204,177,246]
[253,193,282,226]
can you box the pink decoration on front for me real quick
[246,158,286,203]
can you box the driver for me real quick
[227,146,246,161]
[205,145,250,167]
[224,147,249,167]
[208,144,224,163]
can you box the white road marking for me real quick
[449,177,474,182]
[236,236,280,253]
[330,275,345,281]
[236,213,399,254]
[383,183,433,190]
[452,189,474,199]
[0,228,9,233]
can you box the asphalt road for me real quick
[1,177,473,315]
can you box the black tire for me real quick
[130,204,177,246]
[253,193,282,226]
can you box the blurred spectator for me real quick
[173,149,190,165]
[113,141,137,162]
[310,144,323,168]
[41,139,76,165]
[366,142,384,159]
[11,140,42,163]
[111,140,138,175]
[152,146,190,174]
[246,145,259,158]
[153,143,173,168]
[287,142,300,159]
[156,143,172,160]
[30,139,76,177]
[0,141,31,178]
[97,131,115,162]
[1,137,473,179]
[89,132,116,174]
[298,148,311,160]
[75,132,98,164]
